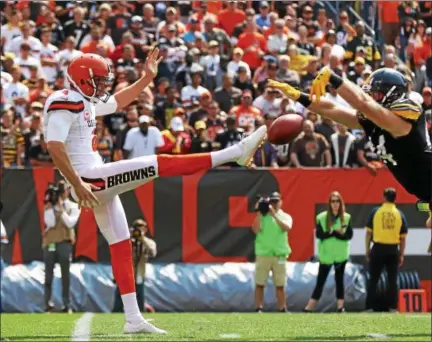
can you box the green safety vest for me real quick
[255,212,291,257]
[316,211,351,264]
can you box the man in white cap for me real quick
[123,115,164,159]
[159,116,192,154]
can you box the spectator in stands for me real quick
[22,65,39,91]
[290,120,331,168]
[63,7,90,49]
[253,86,283,117]
[28,133,53,167]
[142,3,159,37]
[200,40,223,91]
[213,73,241,114]
[304,191,352,313]
[5,21,42,58]
[202,16,232,63]
[233,65,256,97]
[345,21,381,68]
[215,115,243,166]
[329,124,357,168]
[277,55,300,87]
[181,69,207,114]
[106,1,131,46]
[189,92,212,128]
[114,106,139,161]
[43,181,80,313]
[123,115,163,158]
[237,20,266,72]
[378,1,400,46]
[365,188,408,312]
[205,102,225,141]
[217,1,246,37]
[154,86,180,129]
[1,10,22,47]
[190,120,215,153]
[16,42,41,80]
[252,138,279,168]
[94,118,113,163]
[253,58,274,92]
[252,191,293,312]
[156,7,185,41]
[39,29,59,86]
[160,116,191,155]
[230,90,261,134]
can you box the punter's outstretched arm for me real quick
[114,48,162,110]
[267,80,361,129]
[310,68,413,137]
[94,48,163,117]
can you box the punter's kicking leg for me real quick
[78,125,267,205]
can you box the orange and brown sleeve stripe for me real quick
[47,101,85,113]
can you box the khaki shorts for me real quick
[255,255,287,287]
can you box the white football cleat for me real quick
[124,319,167,335]
[236,125,267,167]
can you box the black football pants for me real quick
[366,243,399,311]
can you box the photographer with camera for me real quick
[43,180,80,313]
[252,192,293,312]
[113,219,157,313]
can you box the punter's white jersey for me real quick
[43,89,118,173]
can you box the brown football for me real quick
[268,114,304,145]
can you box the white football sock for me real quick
[121,293,143,323]
[210,145,242,167]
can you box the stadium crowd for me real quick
[1,0,431,170]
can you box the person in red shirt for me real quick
[218,2,246,36]
[413,27,432,68]
[229,90,262,133]
[237,20,267,71]
[80,24,112,55]
[160,116,192,155]
[378,1,400,45]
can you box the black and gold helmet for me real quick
[362,68,408,107]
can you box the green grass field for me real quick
[1,313,431,341]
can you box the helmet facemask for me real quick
[88,67,115,103]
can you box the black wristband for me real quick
[330,73,344,89]
[297,93,312,108]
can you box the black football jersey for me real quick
[358,98,432,201]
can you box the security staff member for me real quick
[43,181,80,313]
[365,188,408,312]
[252,192,293,312]
[304,191,353,313]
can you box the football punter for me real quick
[268,68,431,205]
[43,50,267,334]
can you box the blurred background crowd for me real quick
[1,0,431,171]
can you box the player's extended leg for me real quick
[78,126,267,203]
[93,196,166,334]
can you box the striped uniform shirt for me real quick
[1,126,24,167]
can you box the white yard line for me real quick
[72,312,94,342]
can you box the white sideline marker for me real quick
[220,333,242,339]
[367,333,391,339]
[72,312,94,342]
